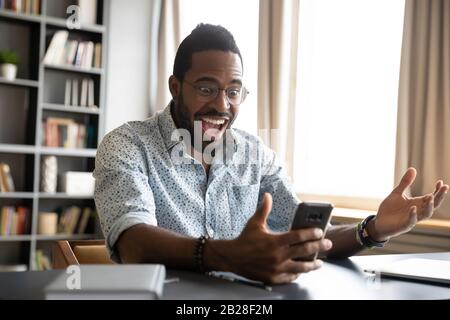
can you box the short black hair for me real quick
[173,23,243,81]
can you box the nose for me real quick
[213,89,231,111]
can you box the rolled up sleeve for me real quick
[93,124,156,262]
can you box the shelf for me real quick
[0,235,32,242]
[39,147,97,157]
[42,103,100,115]
[0,192,34,199]
[0,77,39,88]
[0,9,42,24]
[39,193,94,199]
[0,10,106,33]
[0,0,107,270]
[34,234,99,241]
[44,15,106,34]
[44,63,103,75]
[0,144,36,154]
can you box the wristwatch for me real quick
[356,215,388,248]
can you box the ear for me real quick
[169,76,181,101]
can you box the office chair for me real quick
[52,240,114,269]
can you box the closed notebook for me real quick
[45,264,166,300]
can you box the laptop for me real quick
[365,258,450,285]
[45,264,166,300]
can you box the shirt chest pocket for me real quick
[227,184,260,229]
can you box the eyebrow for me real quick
[194,77,242,86]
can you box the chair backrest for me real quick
[52,240,114,269]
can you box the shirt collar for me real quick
[158,102,182,151]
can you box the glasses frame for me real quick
[182,79,249,106]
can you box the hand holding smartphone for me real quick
[290,202,333,261]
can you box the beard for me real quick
[170,92,236,152]
[170,92,197,148]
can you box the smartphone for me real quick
[290,202,334,261]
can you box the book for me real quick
[0,164,8,192]
[43,31,69,65]
[44,118,87,148]
[77,125,86,148]
[67,206,81,234]
[88,79,96,108]
[45,264,166,300]
[72,79,79,106]
[0,207,9,235]
[94,43,102,68]
[11,211,18,235]
[67,122,79,148]
[23,0,28,13]
[74,42,85,67]
[0,163,15,192]
[83,41,94,68]
[65,40,78,65]
[35,250,51,271]
[64,79,71,105]
[77,207,92,234]
[80,78,88,106]
[31,0,40,14]
[78,0,97,26]
[15,206,28,234]
[15,0,21,12]
[57,206,84,234]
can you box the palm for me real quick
[374,168,449,240]
[377,192,420,238]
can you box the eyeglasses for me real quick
[183,80,249,106]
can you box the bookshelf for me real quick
[0,0,109,270]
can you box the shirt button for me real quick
[206,225,214,238]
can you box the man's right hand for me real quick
[206,193,333,284]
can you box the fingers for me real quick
[420,194,434,219]
[276,227,323,246]
[269,273,301,284]
[406,206,418,230]
[281,259,323,274]
[283,239,332,261]
[433,180,443,195]
[265,260,324,284]
[433,184,449,209]
[392,167,417,195]
[252,193,273,226]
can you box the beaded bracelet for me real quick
[194,235,209,273]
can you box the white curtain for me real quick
[257,0,300,178]
[395,0,450,219]
[149,0,181,115]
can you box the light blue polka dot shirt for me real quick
[93,104,299,261]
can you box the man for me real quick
[94,24,448,284]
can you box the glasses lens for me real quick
[191,82,248,106]
[197,85,217,98]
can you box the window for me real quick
[179,0,259,135]
[294,0,405,205]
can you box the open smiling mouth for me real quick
[196,116,229,140]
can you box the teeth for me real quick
[202,117,226,125]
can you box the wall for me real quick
[105,0,153,134]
